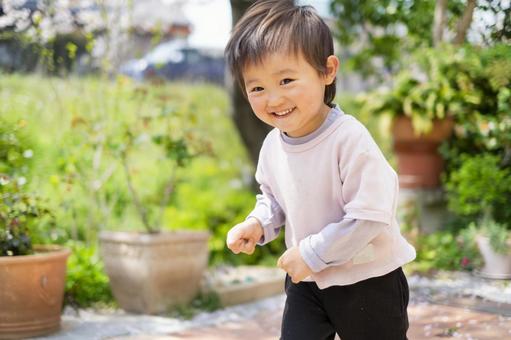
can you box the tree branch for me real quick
[433,0,448,46]
[454,0,477,45]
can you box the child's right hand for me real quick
[226,217,264,255]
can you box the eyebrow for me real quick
[245,68,297,87]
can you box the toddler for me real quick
[225,1,416,339]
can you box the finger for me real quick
[277,254,285,269]
[228,239,243,254]
[242,239,255,255]
[226,232,240,247]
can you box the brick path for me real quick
[161,301,511,340]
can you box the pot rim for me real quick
[0,245,71,263]
[99,229,210,245]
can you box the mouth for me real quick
[272,107,296,118]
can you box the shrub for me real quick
[445,154,511,224]
[65,241,114,308]
[0,118,56,256]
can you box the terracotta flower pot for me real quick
[392,116,454,188]
[99,230,210,314]
[0,245,70,339]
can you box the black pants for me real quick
[280,267,409,340]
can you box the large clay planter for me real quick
[99,230,210,314]
[0,245,70,339]
[392,116,454,188]
[476,236,511,279]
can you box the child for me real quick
[225,1,416,339]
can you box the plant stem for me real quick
[157,166,176,230]
[121,150,154,233]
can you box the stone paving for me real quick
[34,271,511,340]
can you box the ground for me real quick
[35,271,511,340]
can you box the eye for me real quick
[250,86,264,93]
[280,78,294,85]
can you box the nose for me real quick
[267,90,284,109]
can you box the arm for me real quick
[247,180,286,245]
[299,123,398,272]
[299,219,385,273]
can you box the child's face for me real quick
[243,51,338,137]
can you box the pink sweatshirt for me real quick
[248,108,416,288]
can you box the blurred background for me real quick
[1,0,510,312]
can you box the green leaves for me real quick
[359,44,510,134]
[446,154,511,219]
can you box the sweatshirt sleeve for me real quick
[340,122,399,225]
[246,158,285,246]
[299,219,385,273]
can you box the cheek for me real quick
[247,96,265,114]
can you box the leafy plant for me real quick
[483,219,510,255]
[359,44,486,134]
[64,241,114,308]
[410,229,482,273]
[445,153,511,252]
[0,119,55,256]
[446,154,511,221]
[112,100,213,233]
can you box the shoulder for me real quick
[256,128,280,164]
[333,114,375,147]
[259,128,280,153]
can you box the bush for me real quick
[411,228,482,273]
[65,241,114,308]
[445,154,511,223]
[0,118,58,256]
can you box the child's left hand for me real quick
[277,246,313,283]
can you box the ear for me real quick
[324,55,339,85]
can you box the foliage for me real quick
[0,75,282,265]
[330,0,510,77]
[64,241,114,308]
[445,154,511,222]
[358,44,501,134]
[0,119,56,256]
[483,219,511,255]
[0,1,99,74]
[445,154,511,253]
[410,228,482,273]
[440,44,511,167]
[107,96,212,233]
[167,291,222,320]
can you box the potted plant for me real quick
[98,102,211,314]
[446,153,511,278]
[359,45,481,188]
[0,122,70,339]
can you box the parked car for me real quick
[120,41,225,84]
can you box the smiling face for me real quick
[243,51,338,138]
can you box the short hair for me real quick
[225,0,336,106]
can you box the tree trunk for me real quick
[453,0,477,45]
[433,0,448,46]
[228,0,272,168]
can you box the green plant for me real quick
[446,154,511,221]
[359,44,490,134]
[114,101,212,233]
[0,119,55,256]
[167,291,222,320]
[439,43,511,176]
[446,153,511,252]
[482,219,510,255]
[410,229,482,274]
[64,241,114,308]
